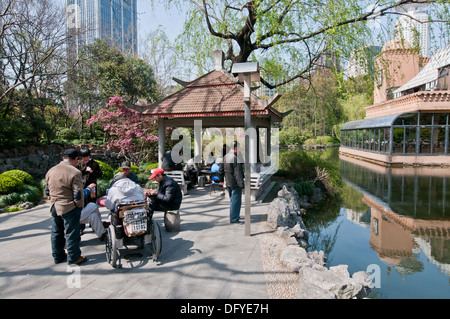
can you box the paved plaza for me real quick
[0,187,270,299]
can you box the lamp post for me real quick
[231,62,260,236]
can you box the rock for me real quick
[19,202,34,210]
[308,250,327,267]
[280,246,314,272]
[286,237,299,246]
[330,264,350,279]
[297,282,336,299]
[297,266,371,299]
[266,197,289,229]
[277,226,294,238]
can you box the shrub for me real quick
[0,184,42,208]
[1,170,33,185]
[56,128,79,141]
[96,178,112,198]
[0,175,24,194]
[279,150,341,196]
[96,160,114,180]
[293,180,314,197]
[142,162,158,173]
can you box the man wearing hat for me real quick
[120,161,140,185]
[104,172,146,211]
[45,148,87,265]
[147,168,183,212]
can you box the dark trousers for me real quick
[227,187,242,223]
[51,205,82,264]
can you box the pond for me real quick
[302,148,450,299]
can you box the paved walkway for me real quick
[0,187,270,299]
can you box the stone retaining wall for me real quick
[266,184,372,299]
[0,144,127,179]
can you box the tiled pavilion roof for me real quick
[139,69,282,121]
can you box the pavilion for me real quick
[133,50,284,198]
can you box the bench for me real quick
[164,170,190,196]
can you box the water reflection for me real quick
[340,156,450,279]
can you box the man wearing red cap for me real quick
[147,168,183,212]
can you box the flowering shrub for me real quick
[86,96,158,162]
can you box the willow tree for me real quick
[163,0,450,88]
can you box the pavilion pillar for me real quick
[194,119,202,163]
[158,118,165,168]
[249,121,257,172]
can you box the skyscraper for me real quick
[395,3,430,57]
[66,0,137,57]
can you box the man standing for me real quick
[224,141,244,224]
[78,146,102,202]
[45,149,87,265]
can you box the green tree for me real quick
[66,39,159,136]
[165,0,450,88]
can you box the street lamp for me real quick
[231,62,260,236]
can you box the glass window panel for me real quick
[419,113,433,125]
[405,127,417,153]
[433,126,446,154]
[374,129,380,152]
[358,130,363,149]
[394,113,418,126]
[435,113,448,125]
[382,128,390,153]
[393,128,404,153]
[419,127,431,153]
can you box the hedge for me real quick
[1,170,33,185]
[0,175,24,194]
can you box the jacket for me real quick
[79,158,102,187]
[224,151,244,189]
[105,178,145,210]
[45,161,84,216]
[155,175,183,210]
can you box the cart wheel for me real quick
[149,221,162,261]
[105,225,118,268]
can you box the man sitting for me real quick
[146,168,182,212]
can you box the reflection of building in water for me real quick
[345,208,370,228]
[341,156,450,275]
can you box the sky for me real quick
[136,1,185,43]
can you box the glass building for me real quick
[66,0,137,57]
[341,112,449,155]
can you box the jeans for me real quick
[51,205,82,264]
[227,188,242,223]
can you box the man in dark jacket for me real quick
[224,141,244,223]
[78,147,102,202]
[147,168,183,212]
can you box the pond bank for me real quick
[259,183,372,299]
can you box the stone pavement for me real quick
[0,187,270,299]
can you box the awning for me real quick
[341,114,400,130]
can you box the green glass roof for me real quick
[341,114,400,130]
